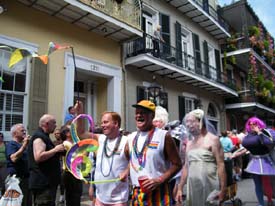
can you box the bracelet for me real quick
[158,176,164,183]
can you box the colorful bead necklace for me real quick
[130,127,155,172]
[100,134,122,177]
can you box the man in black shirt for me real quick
[28,114,65,206]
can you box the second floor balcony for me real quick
[225,88,275,118]
[16,0,143,41]
[125,33,238,97]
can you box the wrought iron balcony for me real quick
[166,0,230,39]
[221,33,275,71]
[125,33,237,96]
[225,88,275,114]
[16,0,142,41]
[78,0,141,30]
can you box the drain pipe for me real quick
[121,43,128,131]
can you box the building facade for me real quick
[0,0,142,139]
[220,0,275,130]
[124,0,238,132]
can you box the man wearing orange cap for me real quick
[127,100,182,205]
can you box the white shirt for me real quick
[95,134,129,204]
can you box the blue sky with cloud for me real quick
[218,0,275,38]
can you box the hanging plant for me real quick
[248,53,258,88]
[223,51,227,70]
[248,26,260,37]
[263,40,269,51]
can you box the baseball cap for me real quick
[132,100,156,112]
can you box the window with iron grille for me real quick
[136,86,168,110]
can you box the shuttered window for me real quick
[0,48,26,132]
[192,33,202,74]
[215,49,221,82]
[179,96,196,122]
[28,58,48,135]
[160,13,170,56]
[178,96,185,122]
[175,21,183,67]
[137,86,168,110]
[203,40,211,78]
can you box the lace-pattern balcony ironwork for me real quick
[190,0,229,32]
[78,0,141,29]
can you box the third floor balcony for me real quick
[125,33,238,97]
[165,0,230,39]
[221,31,275,73]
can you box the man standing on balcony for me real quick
[153,25,165,57]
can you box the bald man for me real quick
[28,114,65,206]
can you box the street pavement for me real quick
[77,177,274,206]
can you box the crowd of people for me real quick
[0,100,274,206]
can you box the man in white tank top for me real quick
[127,100,182,206]
[76,102,130,206]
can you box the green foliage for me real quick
[263,80,274,94]
[256,74,264,89]
[263,40,269,51]
[230,56,236,65]
[248,26,260,37]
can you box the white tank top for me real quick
[95,134,129,204]
[128,128,169,186]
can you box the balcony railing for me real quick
[226,88,275,110]
[221,35,250,53]
[125,33,236,90]
[221,33,275,70]
[78,0,141,29]
[191,0,229,32]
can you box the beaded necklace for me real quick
[130,127,155,172]
[100,134,122,177]
[104,134,122,157]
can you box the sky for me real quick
[218,0,275,38]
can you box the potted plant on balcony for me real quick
[248,26,260,37]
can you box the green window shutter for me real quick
[192,33,202,74]
[175,21,182,67]
[203,40,210,78]
[137,86,146,102]
[160,13,170,56]
[215,49,222,82]
[28,58,48,135]
[178,96,185,122]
